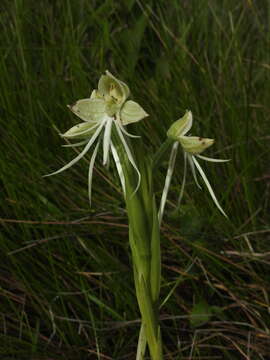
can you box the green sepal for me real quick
[179,136,214,154]
[120,100,148,125]
[68,98,107,122]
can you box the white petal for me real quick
[196,154,230,163]
[116,116,140,138]
[158,142,179,225]
[111,141,126,197]
[62,140,89,147]
[177,151,187,207]
[115,122,141,195]
[188,153,202,189]
[44,120,106,177]
[192,156,228,218]
[102,117,113,165]
[88,140,100,206]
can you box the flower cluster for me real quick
[45,71,148,204]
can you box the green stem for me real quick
[114,134,163,359]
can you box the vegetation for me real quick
[0,0,269,358]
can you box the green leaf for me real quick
[189,300,213,328]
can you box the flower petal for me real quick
[44,120,106,177]
[62,139,89,147]
[114,122,141,195]
[102,116,113,166]
[177,151,187,207]
[88,140,100,206]
[68,98,106,122]
[111,141,126,197]
[120,100,148,125]
[192,155,228,218]
[188,153,202,189]
[158,141,179,224]
[196,154,230,162]
[61,122,100,139]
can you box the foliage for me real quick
[0,0,270,358]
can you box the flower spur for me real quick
[44,71,148,204]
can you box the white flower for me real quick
[159,111,229,223]
[45,71,148,205]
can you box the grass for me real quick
[0,0,270,358]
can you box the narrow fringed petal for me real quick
[102,117,113,165]
[158,141,179,225]
[44,120,106,177]
[61,121,100,138]
[111,141,126,197]
[196,154,230,163]
[116,118,141,138]
[62,140,89,147]
[177,151,187,207]
[88,140,100,206]
[188,153,202,189]
[115,122,141,196]
[192,155,228,218]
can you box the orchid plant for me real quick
[45,71,229,359]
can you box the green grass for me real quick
[1,0,270,358]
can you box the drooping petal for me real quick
[116,114,141,138]
[167,110,193,140]
[192,155,228,217]
[158,141,179,224]
[62,139,89,147]
[111,141,126,197]
[120,100,148,125]
[114,122,141,195]
[179,136,214,154]
[88,140,100,206]
[188,153,202,189]
[177,151,188,207]
[68,98,107,122]
[196,154,230,163]
[44,120,106,177]
[102,116,113,166]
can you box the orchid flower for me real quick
[158,110,229,223]
[45,71,148,204]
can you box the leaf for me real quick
[190,300,213,328]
